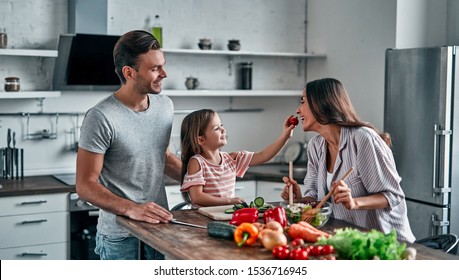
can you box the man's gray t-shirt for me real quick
[79,93,174,237]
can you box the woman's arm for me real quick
[332,179,389,210]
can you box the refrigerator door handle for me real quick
[432,124,452,197]
[431,214,450,236]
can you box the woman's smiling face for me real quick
[297,89,318,132]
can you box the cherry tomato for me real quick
[272,245,290,260]
[310,245,323,256]
[288,116,299,126]
[291,238,304,248]
[304,245,314,253]
[289,248,309,260]
[321,244,335,255]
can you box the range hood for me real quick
[52,33,121,91]
[52,0,120,91]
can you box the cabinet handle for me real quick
[20,219,48,224]
[273,187,284,191]
[21,252,48,257]
[21,200,47,205]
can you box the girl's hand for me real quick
[280,176,302,201]
[283,115,297,138]
[228,197,245,205]
[331,180,357,210]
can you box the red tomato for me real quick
[272,245,290,260]
[291,238,304,248]
[288,116,299,126]
[304,245,314,253]
[321,244,335,255]
[289,248,309,260]
[310,245,323,256]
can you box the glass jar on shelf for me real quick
[4,77,20,92]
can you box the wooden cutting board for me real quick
[197,205,234,220]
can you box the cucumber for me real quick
[224,208,235,214]
[254,196,265,208]
[207,221,237,240]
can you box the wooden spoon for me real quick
[301,167,354,223]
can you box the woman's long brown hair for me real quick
[305,78,392,147]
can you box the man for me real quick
[76,30,181,260]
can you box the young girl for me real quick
[180,109,295,208]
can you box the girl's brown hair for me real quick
[180,109,216,185]
[306,78,391,146]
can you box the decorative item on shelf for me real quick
[185,76,199,90]
[152,14,163,47]
[237,62,252,90]
[0,28,7,49]
[198,38,212,50]
[4,77,20,92]
[228,39,241,51]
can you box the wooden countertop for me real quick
[0,176,75,197]
[116,209,459,260]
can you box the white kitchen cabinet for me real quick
[256,181,285,203]
[0,48,61,99]
[0,193,70,260]
[235,180,256,202]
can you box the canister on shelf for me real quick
[0,28,7,49]
[238,62,252,90]
[4,77,20,92]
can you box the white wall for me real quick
[306,0,397,131]
[0,0,307,175]
[396,0,448,48]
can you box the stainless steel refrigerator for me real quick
[384,46,459,240]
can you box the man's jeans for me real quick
[95,232,164,260]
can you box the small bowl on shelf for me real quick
[281,201,333,228]
[198,38,212,50]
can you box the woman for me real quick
[281,78,415,243]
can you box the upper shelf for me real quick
[164,90,300,97]
[0,91,61,99]
[0,49,58,57]
[163,48,326,58]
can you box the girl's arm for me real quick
[249,116,295,166]
[188,186,244,207]
[184,158,243,207]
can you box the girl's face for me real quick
[199,113,227,149]
[297,89,318,132]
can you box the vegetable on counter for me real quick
[263,206,288,228]
[259,229,288,250]
[229,207,259,226]
[207,221,237,240]
[288,221,331,243]
[234,222,259,247]
[224,196,273,214]
[315,228,408,260]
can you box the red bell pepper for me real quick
[263,206,288,228]
[230,208,259,226]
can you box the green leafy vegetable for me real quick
[316,228,407,260]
